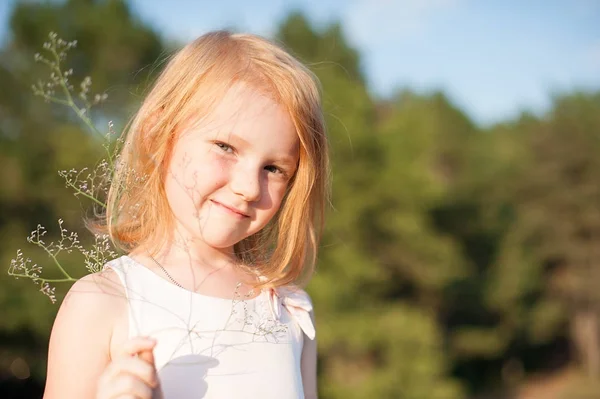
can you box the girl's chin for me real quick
[197,231,249,249]
[176,218,260,249]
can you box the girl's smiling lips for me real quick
[210,199,250,218]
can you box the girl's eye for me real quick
[215,142,234,153]
[265,165,284,175]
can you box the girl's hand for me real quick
[96,336,162,399]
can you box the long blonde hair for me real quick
[96,30,329,289]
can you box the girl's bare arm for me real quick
[301,310,318,399]
[43,270,125,398]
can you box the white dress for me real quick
[104,256,315,399]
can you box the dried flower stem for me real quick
[10,32,121,302]
[32,32,114,170]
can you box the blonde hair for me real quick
[96,30,329,289]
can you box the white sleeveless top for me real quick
[104,256,315,399]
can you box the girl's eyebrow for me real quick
[224,131,299,166]
[224,131,250,146]
[275,155,299,167]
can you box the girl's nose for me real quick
[230,166,261,202]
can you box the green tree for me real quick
[0,0,163,388]
[277,14,466,398]
[488,93,600,380]
[431,113,532,394]
[4,2,597,398]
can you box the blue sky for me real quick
[1,0,599,126]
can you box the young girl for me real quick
[43,30,328,399]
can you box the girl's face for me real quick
[163,83,299,252]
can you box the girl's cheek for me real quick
[189,153,231,187]
[208,153,232,174]
[267,182,289,209]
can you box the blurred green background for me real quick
[1,0,600,398]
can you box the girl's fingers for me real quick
[104,372,154,398]
[138,347,155,366]
[107,357,158,388]
[119,336,157,358]
[97,337,159,399]
[97,367,155,399]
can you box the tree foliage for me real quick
[2,2,600,398]
[0,0,162,392]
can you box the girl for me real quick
[43,30,328,399]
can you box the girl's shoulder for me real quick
[63,266,128,312]
[45,268,128,396]
[53,267,128,342]
[53,265,130,350]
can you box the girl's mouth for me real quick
[210,200,250,218]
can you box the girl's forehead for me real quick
[216,83,280,118]
[191,82,289,133]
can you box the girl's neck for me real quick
[148,236,238,272]
[130,232,259,296]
